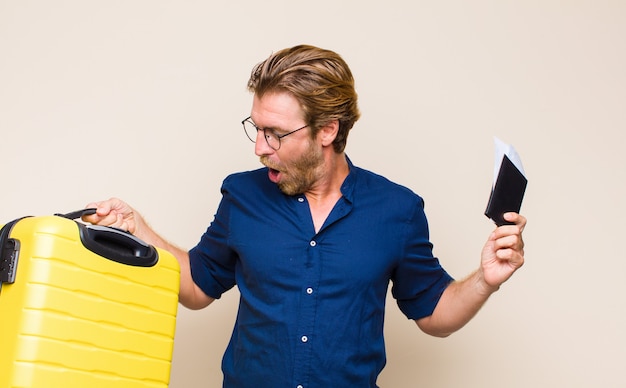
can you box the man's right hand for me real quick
[82,198,142,236]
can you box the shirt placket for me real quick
[292,196,322,388]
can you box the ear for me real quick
[318,120,339,147]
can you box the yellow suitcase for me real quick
[0,210,180,387]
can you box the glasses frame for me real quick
[242,116,309,151]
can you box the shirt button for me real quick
[297,385,304,388]
[306,287,313,294]
[298,197,305,202]
[301,335,308,343]
[310,240,316,247]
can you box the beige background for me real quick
[1,1,625,387]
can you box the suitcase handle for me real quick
[55,208,98,220]
[78,224,159,267]
[59,208,159,267]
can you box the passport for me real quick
[484,141,528,226]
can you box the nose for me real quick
[254,131,274,156]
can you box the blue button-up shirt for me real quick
[189,159,453,387]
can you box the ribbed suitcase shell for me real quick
[0,215,180,387]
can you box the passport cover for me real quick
[485,154,527,226]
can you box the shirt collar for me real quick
[340,155,357,204]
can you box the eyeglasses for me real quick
[242,116,309,151]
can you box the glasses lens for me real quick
[264,132,280,150]
[242,120,282,150]
[243,120,258,143]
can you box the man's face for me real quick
[250,92,324,195]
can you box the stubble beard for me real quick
[260,142,324,196]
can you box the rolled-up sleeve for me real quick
[188,184,238,300]
[392,197,454,320]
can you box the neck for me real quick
[304,152,349,204]
[305,152,349,233]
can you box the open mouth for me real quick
[260,157,283,183]
[267,168,281,183]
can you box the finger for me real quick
[82,202,103,223]
[95,200,115,217]
[494,238,518,258]
[495,248,525,268]
[493,217,526,242]
[498,231,525,249]
[93,213,116,227]
[82,203,118,226]
[492,227,521,245]
[494,232,524,259]
[503,212,527,232]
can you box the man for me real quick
[84,45,526,387]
